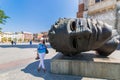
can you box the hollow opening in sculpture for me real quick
[72,38,77,49]
[70,21,76,31]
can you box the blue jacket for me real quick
[37,43,46,53]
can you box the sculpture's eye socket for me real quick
[70,21,76,31]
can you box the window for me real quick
[95,0,104,3]
[95,0,100,3]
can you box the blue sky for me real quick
[0,0,78,33]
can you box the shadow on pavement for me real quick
[0,44,38,48]
[21,59,83,80]
[52,52,108,61]
[0,44,51,49]
[117,44,120,50]
[21,59,51,77]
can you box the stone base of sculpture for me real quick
[51,51,120,80]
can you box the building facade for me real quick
[33,32,48,42]
[23,32,33,42]
[0,31,33,43]
[0,31,48,43]
[77,0,120,33]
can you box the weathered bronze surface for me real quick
[48,18,119,56]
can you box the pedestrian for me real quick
[14,41,16,45]
[37,38,46,73]
[11,40,14,45]
[30,40,32,45]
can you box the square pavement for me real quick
[1,43,119,80]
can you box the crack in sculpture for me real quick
[48,18,120,57]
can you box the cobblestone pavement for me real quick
[0,43,119,80]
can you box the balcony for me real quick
[88,0,116,15]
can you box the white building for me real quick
[0,32,24,42]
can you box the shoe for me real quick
[43,68,46,73]
[35,57,40,60]
[37,68,40,72]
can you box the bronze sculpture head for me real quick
[49,18,119,56]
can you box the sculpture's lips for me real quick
[69,22,92,50]
[70,19,101,50]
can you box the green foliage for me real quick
[0,9,9,32]
[24,39,29,42]
[8,37,12,42]
[13,38,17,42]
[0,28,2,33]
[0,9,9,24]
[18,38,22,42]
[1,37,7,42]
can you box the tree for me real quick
[18,38,22,42]
[1,37,7,42]
[0,28,2,33]
[13,38,17,42]
[8,37,12,42]
[0,9,9,32]
[0,9,9,24]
